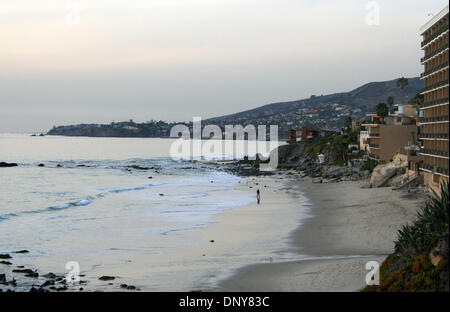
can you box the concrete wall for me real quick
[423,171,448,196]
[379,125,418,163]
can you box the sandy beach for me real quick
[219,175,426,292]
[123,173,308,291]
[31,172,307,292]
[0,169,427,292]
[1,163,309,292]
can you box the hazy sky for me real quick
[0,0,447,132]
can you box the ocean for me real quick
[0,134,300,291]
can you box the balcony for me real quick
[369,143,380,148]
[400,148,419,157]
[422,97,449,108]
[421,24,449,47]
[421,148,449,158]
[368,132,380,137]
[421,79,449,93]
[420,163,449,176]
[421,61,449,78]
[368,153,380,160]
[419,115,449,123]
[421,43,449,63]
[419,133,449,139]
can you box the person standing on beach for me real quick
[256,189,260,205]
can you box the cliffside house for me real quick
[287,126,335,144]
[362,104,419,164]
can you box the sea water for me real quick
[0,134,287,291]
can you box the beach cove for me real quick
[220,174,426,292]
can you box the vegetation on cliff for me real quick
[301,131,359,165]
[363,182,449,292]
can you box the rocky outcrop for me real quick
[0,162,18,168]
[387,173,409,187]
[99,276,115,281]
[369,155,408,188]
[276,143,306,165]
[273,143,371,182]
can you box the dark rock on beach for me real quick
[0,261,12,265]
[25,272,39,278]
[0,254,12,259]
[129,165,149,170]
[43,272,56,279]
[13,250,29,254]
[12,269,36,275]
[99,276,115,281]
[41,280,55,287]
[0,162,18,168]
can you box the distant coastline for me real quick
[47,120,178,138]
[45,77,423,139]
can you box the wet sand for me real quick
[68,174,308,291]
[1,172,426,292]
[220,177,425,292]
[1,172,306,292]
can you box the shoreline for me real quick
[129,173,306,291]
[1,166,428,292]
[219,175,426,292]
[0,171,305,292]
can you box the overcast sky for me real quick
[0,0,447,132]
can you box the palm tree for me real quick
[376,102,389,123]
[396,77,409,98]
[408,93,424,109]
[387,96,395,113]
[345,115,353,132]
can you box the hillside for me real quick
[206,77,423,133]
[47,77,423,138]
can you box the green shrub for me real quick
[395,181,449,255]
[277,163,292,169]
[361,159,377,173]
[332,159,346,166]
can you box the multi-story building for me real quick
[362,104,418,163]
[419,5,449,195]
